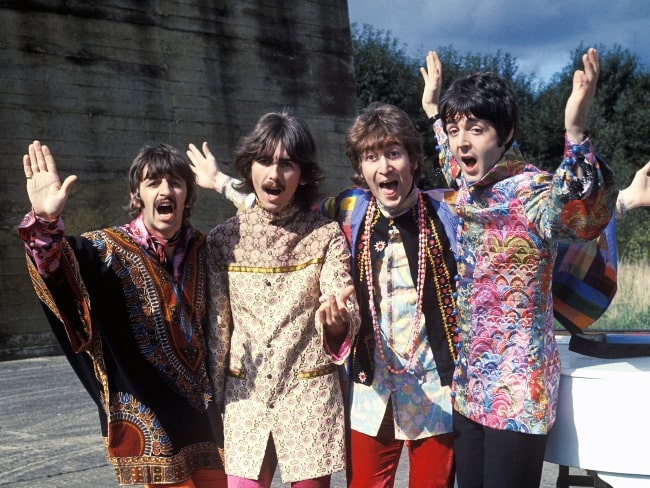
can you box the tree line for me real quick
[351,24,650,259]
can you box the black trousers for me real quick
[453,410,548,488]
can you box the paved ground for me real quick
[0,355,580,487]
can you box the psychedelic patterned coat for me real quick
[435,121,618,434]
[19,213,223,485]
[206,202,360,482]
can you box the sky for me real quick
[347,0,650,83]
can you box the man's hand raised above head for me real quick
[565,48,600,144]
[187,141,230,193]
[23,140,77,221]
[420,50,443,119]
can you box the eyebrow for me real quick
[449,116,483,125]
[144,173,182,182]
[363,141,401,152]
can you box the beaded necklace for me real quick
[362,193,427,375]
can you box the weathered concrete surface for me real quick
[0,0,358,360]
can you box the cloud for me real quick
[348,0,650,82]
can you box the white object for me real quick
[545,335,650,487]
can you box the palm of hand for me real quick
[28,171,68,218]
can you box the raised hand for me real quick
[23,140,77,220]
[619,160,650,212]
[565,48,600,143]
[420,50,443,118]
[187,141,223,191]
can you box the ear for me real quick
[504,128,515,147]
[131,193,142,208]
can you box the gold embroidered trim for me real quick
[228,368,246,379]
[297,364,336,379]
[424,213,459,361]
[227,257,323,274]
[228,364,336,380]
[105,439,223,484]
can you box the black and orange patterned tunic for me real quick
[19,212,223,485]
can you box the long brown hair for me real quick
[233,111,324,210]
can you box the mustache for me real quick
[155,197,176,205]
[262,183,284,192]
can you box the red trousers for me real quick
[348,405,455,488]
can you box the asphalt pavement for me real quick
[0,355,573,487]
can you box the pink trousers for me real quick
[145,468,227,488]
[227,436,331,488]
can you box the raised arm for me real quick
[23,140,77,220]
[187,141,251,209]
[565,48,600,144]
[186,141,230,192]
[420,50,443,119]
[617,160,650,215]
[420,51,460,187]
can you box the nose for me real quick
[457,130,470,151]
[159,178,172,194]
[267,161,282,180]
[378,155,392,173]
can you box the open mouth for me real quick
[379,181,398,191]
[263,185,283,196]
[461,157,478,170]
[156,202,175,215]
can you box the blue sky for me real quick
[347,0,650,83]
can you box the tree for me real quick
[351,29,650,257]
[351,25,537,188]
[527,45,650,258]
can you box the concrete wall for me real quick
[0,0,358,360]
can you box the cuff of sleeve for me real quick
[19,209,63,238]
[615,192,627,219]
[218,176,233,195]
[325,335,351,365]
[564,131,590,148]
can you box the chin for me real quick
[380,199,401,209]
